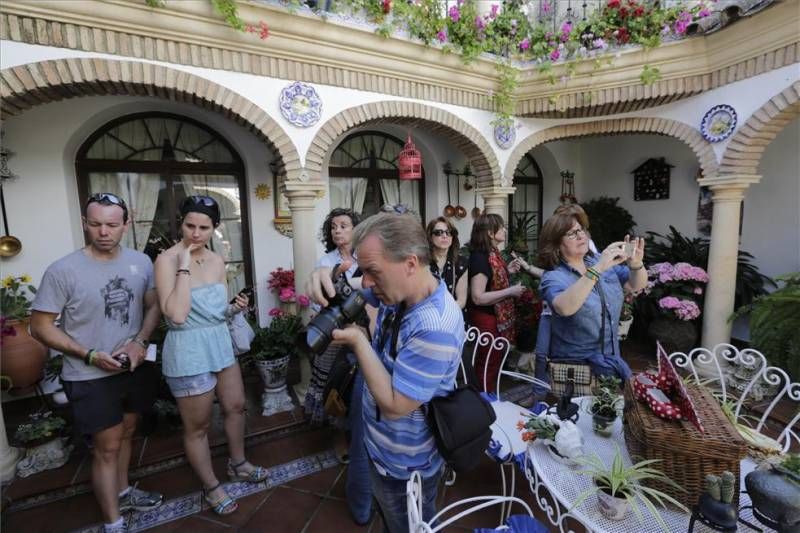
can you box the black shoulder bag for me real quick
[387,304,496,473]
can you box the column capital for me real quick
[697,174,761,199]
[476,186,516,199]
[281,181,325,209]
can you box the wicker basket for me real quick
[623,380,747,508]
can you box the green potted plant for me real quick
[618,292,635,340]
[588,376,623,437]
[245,309,304,416]
[1,274,48,391]
[572,446,687,530]
[13,410,73,478]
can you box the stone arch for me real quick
[0,58,302,180]
[305,101,501,188]
[719,81,800,175]
[504,117,718,181]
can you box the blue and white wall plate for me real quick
[494,123,516,150]
[279,82,322,128]
[700,104,737,143]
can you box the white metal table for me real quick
[521,397,774,533]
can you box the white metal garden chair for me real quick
[460,326,551,521]
[405,471,536,533]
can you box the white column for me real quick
[478,186,515,220]
[0,403,21,482]
[698,174,760,348]
[281,179,325,401]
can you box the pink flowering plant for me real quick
[267,268,311,307]
[644,262,709,321]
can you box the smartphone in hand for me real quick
[230,286,254,304]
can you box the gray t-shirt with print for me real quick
[32,248,155,382]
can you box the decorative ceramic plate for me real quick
[700,104,737,143]
[279,82,322,128]
[494,123,516,150]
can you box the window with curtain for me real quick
[75,112,251,297]
[509,154,544,256]
[328,131,424,219]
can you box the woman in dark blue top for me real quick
[538,209,647,380]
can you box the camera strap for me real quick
[375,302,407,423]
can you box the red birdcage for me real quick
[398,134,422,180]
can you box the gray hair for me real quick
[353,212,431,265]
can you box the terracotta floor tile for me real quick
[304,497,370,533]
[151,515,233,532]
[1,490,102,533]
[133,463,201,500]
[194,487,274,528]
[240,486,322,533]
[284,464,343,495]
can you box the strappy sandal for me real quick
[227,459,268,483]
[202,482,238,515]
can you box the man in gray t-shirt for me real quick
[31,193,163,533]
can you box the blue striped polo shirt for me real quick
[362,280,465,480]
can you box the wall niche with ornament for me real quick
[632,157,673,201]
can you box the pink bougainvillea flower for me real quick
[475,15,486,31]
[550,49,560,61]
[245,21,269,40]
[490,4,499,19]
[268,307,284,317]
[297,294,311,307]
[519,37,530,51]
[436,29,447,42]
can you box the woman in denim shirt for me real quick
[538,210,647,380]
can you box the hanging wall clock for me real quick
[700,104,737,143]
[279,82,322,128]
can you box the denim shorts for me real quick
[166,372,217,398]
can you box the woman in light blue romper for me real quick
[155,196,267,516]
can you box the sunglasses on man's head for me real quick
[380,204,409,215]
[86,192,126,209]
[432,229,452,237]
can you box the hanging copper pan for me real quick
[455,176,467,219]
[0,183,21,257]
[443,173,455,218]
[471,187,481,219]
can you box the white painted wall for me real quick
[743,116,800,281]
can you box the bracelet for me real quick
[584,268,600,282]
[176,269,190,276]
[84,348,97,366]
[133,337,148,348]
[629,263,645,271]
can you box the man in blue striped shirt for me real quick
[309,212,464,532]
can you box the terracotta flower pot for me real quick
[1,318,48,391]
[647,317,698,354]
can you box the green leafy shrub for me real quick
[732,273,800,381]
[581,196,636,249]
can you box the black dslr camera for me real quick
[298,266,367,355]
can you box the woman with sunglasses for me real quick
[537,208,646,381]
[467,213,525,392]
[154,195,267,516]
[426,217,467,309]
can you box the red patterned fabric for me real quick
[467,309,501,393]
[488,250,516,343]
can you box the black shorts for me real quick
[62,363,158,438]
